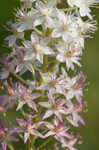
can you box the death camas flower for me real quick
[5,21,24,47]
[56,41,82,70]
[23,32,54,64]
[16,82,41,111]
[16,118,44,143]
[67,0,99,19]
[52,11,77,42]
[34,0,57,28]
[0,0,98,149]
[39,93,66,121]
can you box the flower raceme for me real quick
[0,0,98,149]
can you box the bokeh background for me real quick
[0,0,99,150]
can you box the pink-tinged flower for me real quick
[61,135,79,150]
[39,94,66,121]
[56,42,82,70]
[65,101,86,127]
[4,21,24,47]
[0,119,21,150]
[37,68,67,95]
[0,57,16,79]
[15,47,34,75]
[44,118,72,142]
[65,72,85,103]
[16,118,44,143]
[16,82,41,112]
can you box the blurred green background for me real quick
[0,0,99,150]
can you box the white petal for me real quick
[24,132,30,143]
[36,53,43,64]
[56,54,65,62]
[16,101,25,111]
[31,130,43,138]
[44,131,55,138]
[39,102,51,108]
[34,18,43,26]
[52,28,62,38]
[5,35,16,47]
[28,101,38,112]
[43,110,53,119]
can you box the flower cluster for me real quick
[0,0,98,149]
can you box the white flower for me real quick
[52,11,77,42]
[56,42,82,70]
[34,0,58,28]
[23,32,54,64]
[37,68,67,95]
[15,47,35,75]
[16,83,41,112]
[65,73,85,103]
[65,100,85,127]
[76,17,97,38]
[67,0,99,19]
[39,93,66,121]
[61,136,78,150]
[16,119,44,143]
[5,22,24,47]
[44,118,72,141]
[16,7,37,32]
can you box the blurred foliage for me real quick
[0,0,99,150]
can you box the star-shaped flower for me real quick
[39,93,66,121]
[56,42,82,70]
[16,82,41,112]
[44,118,72,142]
[16,118,44,143]
[23,32,54,64]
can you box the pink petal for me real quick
[44,131,55,138]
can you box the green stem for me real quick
[8,143,15,150]
[20,108,27,119]
[36,136,53,150]
[26,139,31,150]
[31,135,36,148]
[42,55,48,73]
[62,6,77,12]
[49,60,59,72]
[11,72,29,87]
[3,112,12,126]
[33,27,44,37]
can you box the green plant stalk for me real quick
[42,55,48,73]
[3,112,12,126]
[11,72,29,87]
[62,6,77,11]
[31,135,36,148]
[8,143,15,150]
[33,27,44,37]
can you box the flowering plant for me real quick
[0,0,99,149]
